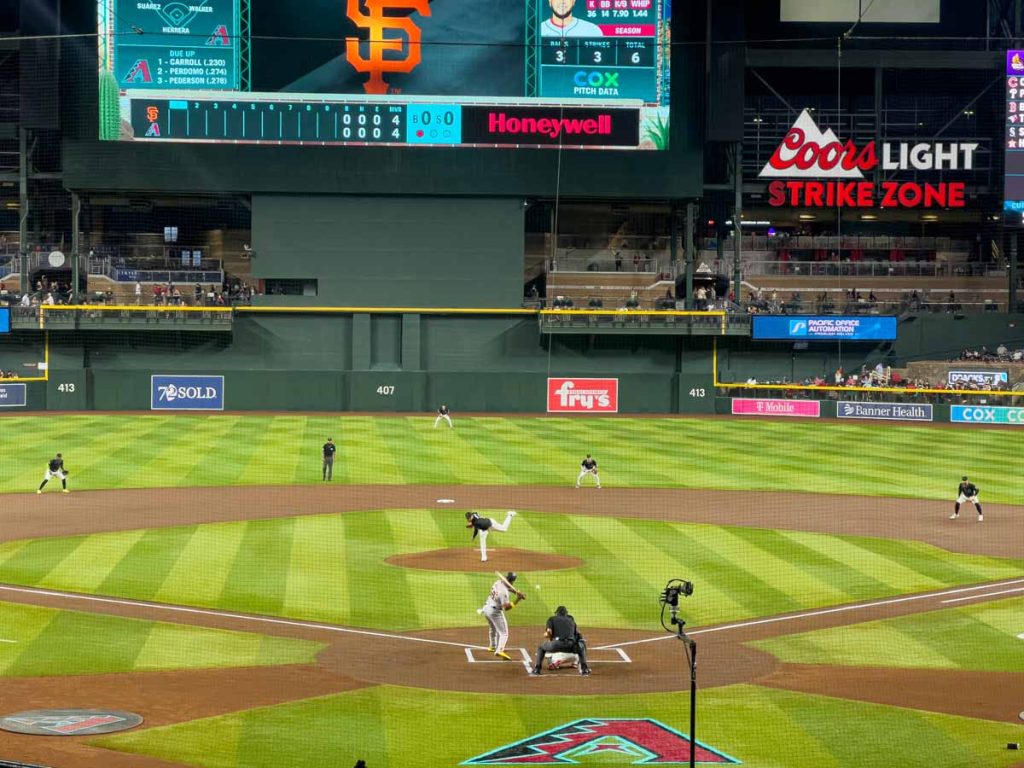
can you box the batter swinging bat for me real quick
[495,571,526,601]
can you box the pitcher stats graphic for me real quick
[99,0,671,149]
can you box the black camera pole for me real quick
[676,623,697,768]
[660,579,697,768]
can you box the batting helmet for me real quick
[506,572,517,584]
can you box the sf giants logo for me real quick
[547,378,618,413]
[345,0,431,94]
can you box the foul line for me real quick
[594,578,1024,650]
[941,587,1024,604]
[0,584,484,651]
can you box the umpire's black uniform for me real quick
[531,606,591,675]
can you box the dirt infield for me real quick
[0,483,1021,768]
[387,547,583,572]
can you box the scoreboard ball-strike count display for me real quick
[97,0,670,150]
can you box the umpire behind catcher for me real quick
[529,606,591,676]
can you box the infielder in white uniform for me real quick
[466,511,517,562]
[434,404,453,428]
[576,454,601,488]
[477,571,524,659]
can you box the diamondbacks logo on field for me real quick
[0,709,144,736]
[462,718,740,765]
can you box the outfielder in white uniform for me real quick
[434,404,453,428]
[576,454,601,488]
[466,510,517,562]
[477,571,523,659]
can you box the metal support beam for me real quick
[18,127,29,294]
[1010,226,1019,312]
[732,144,743,307]
[71,192,82,301]
[684,202,695,310]
[746,48,1001,70]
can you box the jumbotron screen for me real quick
[96,0,671,150]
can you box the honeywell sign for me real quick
[547,378,619,413]
[760,110,976,208]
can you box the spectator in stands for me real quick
[135,281,142,304]
[664,287,674,301]
[42,292,55,306]
[834,366,844,385]
[695,286,707,310]
[997,343,1009,358]
[614,252,622,272]
[19,293,30,307]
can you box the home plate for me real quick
[436,499,456,504]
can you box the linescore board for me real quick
[97,0,670,150]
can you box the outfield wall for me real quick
[2,313,1023,414]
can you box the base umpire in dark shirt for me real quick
[530,606,591,675]
[322,438,337,481]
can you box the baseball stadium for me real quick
[0,1,1023,767]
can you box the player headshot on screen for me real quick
[542,0,604,37]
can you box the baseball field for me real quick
[0,413,1021,768]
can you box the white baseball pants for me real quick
[478,512,515,561]
[483,606,509,653]
[433,414,453,428]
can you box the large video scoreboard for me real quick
[97,0,671,150]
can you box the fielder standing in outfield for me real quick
[477,571,525,660]
[576,454,601,488]
[466,510,517,562]
[322,437,337,481]
[37,453,69,494]
[434,404,453,428]
[951,475,983,522]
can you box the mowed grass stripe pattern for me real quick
[92,683,1024,768]
[750,595,1024,672]
[0,601,323,678]
[3,415,1024,502]
[0,511,1020,632]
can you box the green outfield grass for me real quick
[0,511,1019,632]
[750,595,1024,672]
[91,683,1023,768]
[0,600,323,677]
[1,414,1023,502]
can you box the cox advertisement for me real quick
[837,401,933,421]
[731,398,820,418]
[0,383,26,407]
[752,315,897,341]
[547,378,618,413]
[950,405,1024,425]
[151,375,225,411]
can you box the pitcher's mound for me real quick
[387,548,582,573]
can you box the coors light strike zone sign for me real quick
[760,110,976,208]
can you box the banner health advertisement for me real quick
[151,375,225,411]
[752,315,898,341]
[837,401,933,422]
[0,383,27,407]
[0,307,9,334]
[950,404,1024,424]
[947,370,1009,388]
[731,398,821,418]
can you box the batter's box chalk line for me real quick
[464,647,630,664]
[465,647,531,664]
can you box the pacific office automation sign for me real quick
[547,378,619,413]
[760,110,976,208]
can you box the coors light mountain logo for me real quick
[758,109,977,208]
